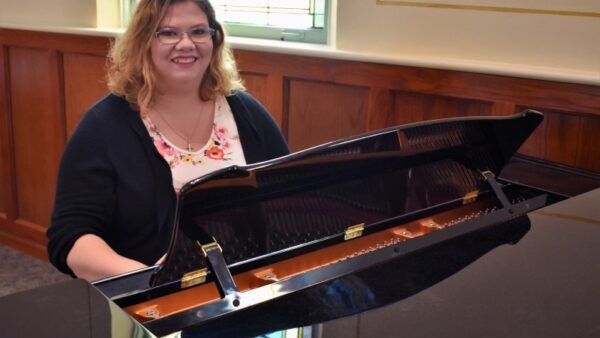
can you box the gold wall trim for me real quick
[376,1,600,18]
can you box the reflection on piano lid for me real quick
[0,279,156,338]
[92,110,582,337]
[182,214,533,338]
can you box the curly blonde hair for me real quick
[107,0,244,112]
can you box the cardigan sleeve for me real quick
[228,91,290,163]
[46,107,117,275]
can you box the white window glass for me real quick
[127,0,329,44]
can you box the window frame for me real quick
[124,0,331,44]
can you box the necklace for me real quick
[152,108,204,152]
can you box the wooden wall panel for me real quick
[265,74,284,127]
[366,88,393,131]
[391,91,493,125]
[577,116,600,172]
[491,102,518,117]
[518,107,600,172]
[240,72,268,108]
[287,79,369,152]
[1,28,598,260]
[0,29,111,259]
[516,107,600,174]
[0,45,12,221]
[63,53,108,136]
[544,112,583,168]
[0,29,110,57]
[9,47,64,243]
[516,117,546,160]
[234,50,600,116]
[240,71,284,127]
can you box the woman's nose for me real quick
[175,32,195,49]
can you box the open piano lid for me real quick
[95,110,548,336]
[151,110,543,286]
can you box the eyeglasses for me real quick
[155,27,216,44]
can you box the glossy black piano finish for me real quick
[0,279,156,338]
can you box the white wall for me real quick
[0,0,598,79]
[0,0,97,27]
[336,1,600,75]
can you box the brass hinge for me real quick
[181,268,208,289]
[463,190,479,204]
[344,223,365,240]
[481,170,495,179]
[199,240,222,257]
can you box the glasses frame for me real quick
[154,27,216,45]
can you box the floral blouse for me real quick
[141,94,247,192]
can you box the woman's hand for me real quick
[66,234,148,282]
[155,253,167,265]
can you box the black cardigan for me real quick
[47,92,289,275]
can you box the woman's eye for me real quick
[190,28,207,36]
[159,30,177,37]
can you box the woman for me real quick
[47,0,289,282]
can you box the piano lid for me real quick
[149,110,544,287]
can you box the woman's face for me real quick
[151,1,213,91]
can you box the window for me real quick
[125,0,330,44]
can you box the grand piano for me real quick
[1,111,599,338]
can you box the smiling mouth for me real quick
[172,57,197,64]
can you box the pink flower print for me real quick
[205,146,225,160]
[222,141,231,150]
[155,139,175,157]
[215,127,228,141]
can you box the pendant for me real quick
[187,143,193,152]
